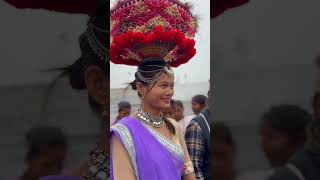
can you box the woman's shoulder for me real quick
[166,118,184,140]
[167,117,178,126]
[167,118,180,131]
[111,116,138,128]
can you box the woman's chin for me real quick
[159,104,170,111]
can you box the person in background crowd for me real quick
[163,99,176,119]
[212,122,237,180]
[238,105,311,180]
[186,90,211,180]
[191,95,207,115]
[267,100,320,179]
[112,101,132,125]
[260,105,311,168]
[172,100,194,133]
[267,119,320,180]
[17,126,67,180]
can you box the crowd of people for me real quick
[3,0,263,179]
[212,0,320,179]
[212,93,320,180]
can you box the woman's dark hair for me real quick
[62,3,109,89]
[192,94,207,106]
[213,121,236,150]
[26,126,67,162]
[52,34,108,115]
[45,4,109,116]
[129,59,170,95]
[65,34,108,89]
[262,104,311,140]
[128,59,176,134]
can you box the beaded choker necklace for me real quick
[137,108,165,128]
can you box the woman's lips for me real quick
[161,97,171,103]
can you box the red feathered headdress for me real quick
[110,0,198,68]
[212,0,249,18]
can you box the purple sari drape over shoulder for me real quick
[110,117,184,180]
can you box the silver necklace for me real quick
[137,108,165,128]
[83,145,109,180]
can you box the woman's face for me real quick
[142,73,174,111]
[259,120,298,167]
[84,65,109,106]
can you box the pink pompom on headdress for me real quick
[110,0,198,67]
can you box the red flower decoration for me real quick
[110,26,196,67]
[111,0,197,67]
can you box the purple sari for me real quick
[110,117,184,180]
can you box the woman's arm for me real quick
[111,134,136,180]
[177,125,197,180]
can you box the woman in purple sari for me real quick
[111,59,196,180]
[110,0,198,179]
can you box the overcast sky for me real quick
[0,0,209,87]
[0,1,87,85]
[110,0,210,88]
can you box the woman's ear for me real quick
[136,82,145,98]
[84,65,108,105]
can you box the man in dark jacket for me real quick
[268,120,320,180]
[185,90,211,180]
